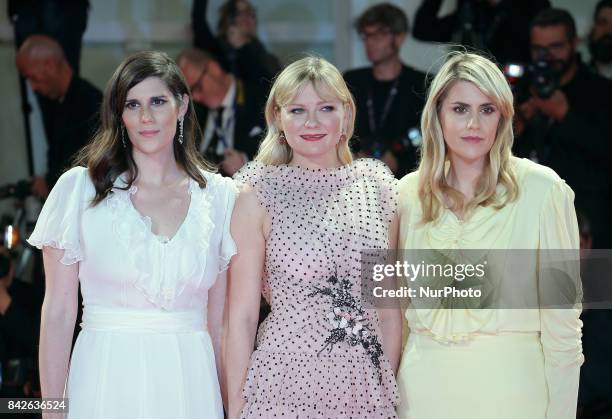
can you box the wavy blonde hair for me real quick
[418,51,519,223]
[256,56,356,166]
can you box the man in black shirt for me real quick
[344,3,427,177]
[514,9,612,248]
[16,35,102,197]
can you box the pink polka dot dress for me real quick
[234,158,399,418]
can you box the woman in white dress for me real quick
[28,51,235,419]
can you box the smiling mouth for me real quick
[300,134,326,142]
[461,136,484,142]
[139,130,160,137]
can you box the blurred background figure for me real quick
[191,0,281,90]
[15,35,102,198]
[8,0,89,76]
[0,239,41,408]
[512,8,612,249]
[177,48,266,176]
[344,3,427,177]
[412,0,550,64]
[589,0,612,79]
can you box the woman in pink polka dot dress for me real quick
[226,56,402,419]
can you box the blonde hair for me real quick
[418,51,519,223]
[255,56,356,166]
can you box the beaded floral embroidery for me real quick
[308,272,384,383]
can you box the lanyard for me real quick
[366,72,401,136]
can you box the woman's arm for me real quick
[225,187,267,419]
[39,247,79,419]
[538,180,584,419]
[378,214,402,375]
[208,269,228,407]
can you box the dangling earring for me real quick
[121,127,127,148]
[279,131,287,144]
[178,118,184,144]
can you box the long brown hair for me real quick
[75,50,214,206]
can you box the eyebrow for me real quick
[286,101,336,107]
[450,101,496,107]
[125,94,170,102]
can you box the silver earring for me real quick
[178,118,184,144]
[121,127,127,148]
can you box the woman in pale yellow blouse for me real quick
[396,52,583,419]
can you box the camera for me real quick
[0,180,32,200]
[503,50,561,100]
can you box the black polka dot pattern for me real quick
[233,158,400,418]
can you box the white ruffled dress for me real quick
[28,166,236,419]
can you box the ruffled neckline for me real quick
[106,173,215,309]
[121,177,197,245]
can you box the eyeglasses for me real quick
[530,41,571,56]
[359,27,392,42]
[189,63,209,95]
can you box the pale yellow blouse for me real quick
[397,157,584,419]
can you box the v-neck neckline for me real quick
[127,178,194,245]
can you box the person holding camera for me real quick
[514,8,612,249]
[344,3,427,177]
[191,0,281,89]
[412,0,550,64]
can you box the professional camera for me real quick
[503,50,561,101]
[0,180,32,200]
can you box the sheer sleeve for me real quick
[538,179,584,419]
[27,166,89,265]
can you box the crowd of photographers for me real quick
[2,0,612,417]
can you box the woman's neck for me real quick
[132,148,184,187]
[446,156,486,213]
[288,153,343,170]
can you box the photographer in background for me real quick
[514,8,612,249]
[413,0,550,64]
[192,0,281,89]
[15,35,102,198]
[589,0,612,79]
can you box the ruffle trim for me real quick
[241,349,399,416]
[27,237,83,265]
[106,177,215,309]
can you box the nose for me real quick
[305,111,320,128]
[140,105,154,123]
[467,111,480,130]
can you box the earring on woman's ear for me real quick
[340,133,347,143]
[279,131,287,144]
[121,127,127,148]
[178,118,184,144]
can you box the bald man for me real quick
[16,35,101,196]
